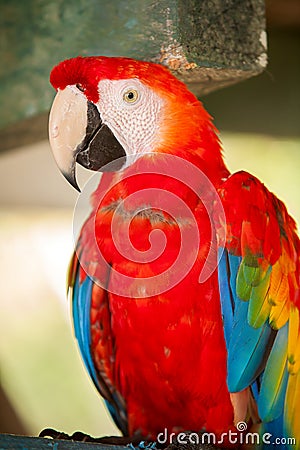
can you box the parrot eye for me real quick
[123,89,139,104]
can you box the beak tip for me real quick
[62,170,81,193]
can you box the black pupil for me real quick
[127,91,134,99]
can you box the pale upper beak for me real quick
[49,86,126,191]
[49,87,87,191]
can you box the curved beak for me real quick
[49,87,126,192]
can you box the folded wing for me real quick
[217,171,300,443]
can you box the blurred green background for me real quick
[0,0,299,440]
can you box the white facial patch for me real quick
[96,78,164,165]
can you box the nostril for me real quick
[76,83,85,92]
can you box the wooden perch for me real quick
[0,434,128,450]
[0,433,222,450]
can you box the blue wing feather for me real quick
[72,269,100,389]
[218,249,277,392]
[71,260,128,435]
[217,249,239,347]
[258,323,289,422]
[217,247,290,447]
[227,299,276,392]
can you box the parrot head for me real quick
[49,56,216,191]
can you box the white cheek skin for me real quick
[97,79,164,159]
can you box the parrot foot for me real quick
[39,428,139,445]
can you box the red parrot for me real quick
[49,56,300,448]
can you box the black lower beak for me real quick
[76,102,126,172]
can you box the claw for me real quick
[39,428,71,440]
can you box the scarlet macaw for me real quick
[48,56,300,448]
